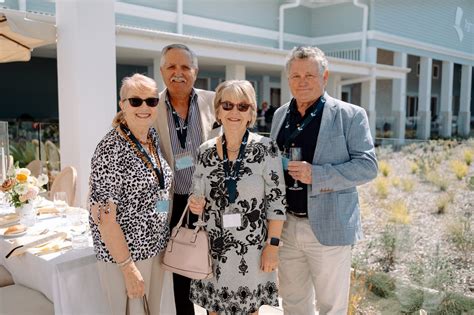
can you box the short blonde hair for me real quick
[112,73,158,127]
[214,80,257,128]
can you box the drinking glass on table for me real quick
[66,207,90,249]
[289,147,303,191]
[53,192,69,217]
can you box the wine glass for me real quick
[54,192,69,217]
[289,147,303,191]
[191,175,207,227]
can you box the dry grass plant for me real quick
[379,160,391,177]
[391,176,401,188]
[463,150,473,166]
[450,160,468,180]
[426,171,448,191]
[401,178,415,192]
[388,199,411,225]
[435,193,454,215]
[409,161,419,174]
[374,177,390,199]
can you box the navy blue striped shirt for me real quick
[165,89,203,194]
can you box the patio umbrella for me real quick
[0,10,56,63]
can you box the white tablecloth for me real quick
[0,206,109,315]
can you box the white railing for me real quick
[325,49,360,61]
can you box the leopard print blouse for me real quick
[88,128,172,262]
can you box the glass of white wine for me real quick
[54,191,69,218]
[289,147,303,191]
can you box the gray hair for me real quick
[160,44,198,69]
[285,46,328,77]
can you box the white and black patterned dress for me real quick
[88,128,173,262]
[189,132,287,314]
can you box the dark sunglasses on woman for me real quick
[220,101,251,112]
[126,97,159,107]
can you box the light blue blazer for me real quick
[270,93,378,246]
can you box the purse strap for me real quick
[125,294,150,315]
[173,203,203,236]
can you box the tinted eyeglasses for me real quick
[126,97,159,107]
[220,101,251,112]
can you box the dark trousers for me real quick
[170,193,200,315]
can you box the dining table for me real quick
[0,201,109,315]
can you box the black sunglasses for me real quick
[220,101,251,112]
[126,97,159,107]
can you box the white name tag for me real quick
[223,213,241,228]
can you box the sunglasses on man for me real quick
[125,97,159,107]
[220,101,251,112]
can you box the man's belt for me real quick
[287,209,308,218]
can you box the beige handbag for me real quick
[125,294,150,315]
[161,204,213,279]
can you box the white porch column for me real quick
[262,75,271,105]
[56,0,116,206]
[280,70,292,105]
[326,74,341,99]
[152,57,165,92]
[392,52,407,143]
[458,65,472,137]
[225,64,246,80]
[417,57,432,139]
[361,76,377,138]
[366,46,377,64]
[440,61,454,138]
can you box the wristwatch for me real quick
[267,237,282,247]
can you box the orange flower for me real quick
[0,179,15,192]
[16,173,28,183]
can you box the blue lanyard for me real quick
[283,96,325,152]
[222,130,249,204]
[120,124,165,189]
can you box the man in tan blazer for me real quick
[152,43,217,315]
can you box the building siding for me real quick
[372,0,474,55]
[311,3,363,37]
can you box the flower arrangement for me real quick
[0,165,48,208]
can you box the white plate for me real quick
[1,230,27,238]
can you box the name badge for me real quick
[175,152,194,170]
[155,200,170,213]
[223,213,241,228]
[282,156,289,171]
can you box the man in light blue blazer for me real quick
[270,46,378,315]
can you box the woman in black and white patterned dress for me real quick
[88,74,172,314]
[188,80,287,314]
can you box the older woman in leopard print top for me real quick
[88,74,172,314]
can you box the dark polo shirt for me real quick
[276,96,325,216]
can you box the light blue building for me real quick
[0,0,472,203]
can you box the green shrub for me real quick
[379,225,397,272]
[447,217,474,261]
[9,141,36,168]
[396,286,424,313]
[468,176,474,191]
[365,272,395,298]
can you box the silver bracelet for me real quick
[117,255,132,268]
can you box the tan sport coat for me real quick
[152,88,218,217]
